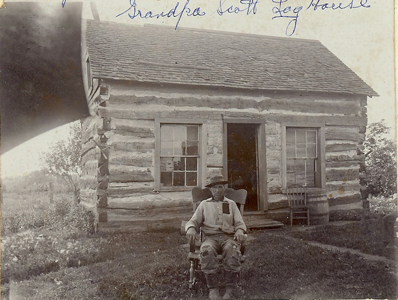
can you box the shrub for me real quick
[364,121,397,197]
[368,195,397,217]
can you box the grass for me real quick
[2,227,397,299]
[280,218,392,258]
[2,192,397,299]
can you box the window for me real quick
[159,124,201,189]
[285,127,321,187]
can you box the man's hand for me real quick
[234,229,247,244]
[186,227,197,243]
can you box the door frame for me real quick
[223,119,268,211]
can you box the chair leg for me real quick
[307,209,310,226]
[189,260,196,289]
[290,210,293,226]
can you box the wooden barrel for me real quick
[307,191,329,225]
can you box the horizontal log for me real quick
[326,142,358,152]
[326,189,361,200]
[268,200,289,210]
[98,216,190,233]
[326,160,359,168]
[109,151,153,167]
[326,181,360,192]
[108,182,154,196]
[109,173,154,183]
[104,206,192,222]
[268,186,282,194]
[99,107,367,127]
[107,195,192,210]
[326,153,363,162]
[111,118,153,131]
[325,126,359,141]
[268,193,288,203]
[328,193,362,207]
[107,94,360,116]
[326,167,359,182]
[111,140,154,152]
[110,118,154,138]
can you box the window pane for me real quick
[286,159,295,173]
[186,172,197,186]
[296,143,306,157]
[286,172,296,186]
[173,157,185,171]
[306,130,317,143]
[161,142,173,156]
[174,126,186,139]
[307,143,317,158]
[173,141,183,155]
[161,126,173,141]
[286,129,295,143]
[161,172,172,186]
[160,157,173,172]
[173,172,185,186]
[186,157,197,171]
[294,159,306,184]
[187,141,199,155]
[286,144,295,158]
[306,159,315,186]
[187,126,198,141]
[296,130,306,143]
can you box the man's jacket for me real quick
[185,197,247,236]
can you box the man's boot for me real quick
[223,271,238,300]
[205,273,220,300]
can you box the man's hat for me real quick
[205,175,229,188]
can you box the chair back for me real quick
[191,187,212,212]
[286,184,307,207]
[225,188,247,215]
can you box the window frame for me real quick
[154,119,207,192]
[281,123,325,192]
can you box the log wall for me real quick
[81,80,367,231]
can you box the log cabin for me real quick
[79,20,378,232]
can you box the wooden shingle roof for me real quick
[86,20,377,97]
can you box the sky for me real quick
[1,0,396,178]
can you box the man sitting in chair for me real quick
[185,175,247,300]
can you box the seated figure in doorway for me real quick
[185,175,247,300]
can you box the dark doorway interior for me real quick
[227,123,258,211]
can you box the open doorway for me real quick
[226,123,259,211]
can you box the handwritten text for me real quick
[216,0,259,16]
[116,0,205,30]
[272,0,303,36]
[113,0,372,36]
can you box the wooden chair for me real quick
[187,187,247,290]
[286,184,310,226]
[225,187,247,215]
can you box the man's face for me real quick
[210,184,226,201]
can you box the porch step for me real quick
[244,215,284,229]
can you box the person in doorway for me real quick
[185,175,247,300]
